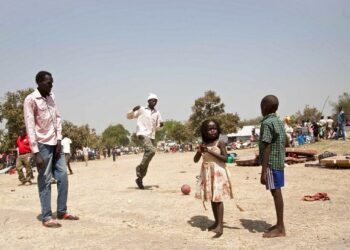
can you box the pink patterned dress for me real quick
[195,141,233,202]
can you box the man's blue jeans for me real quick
[37,143,68,222]
[336,124,346,140]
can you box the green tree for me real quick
[154,125,166,142]
[62,121,101,153]
[154,120,194,143]
[164,120,191,143]
[159,120,179,141]
[0,88,34,150]
[0,129,6,152]
[188,90,240,136]
[239,116,263,127]
[292,105,322,124]
[130,133,143,146]
[217,113,240,134]
[331,92,350,124]
[62,121,80,153]
[102,124,130,148]
[168,122,192,143]
[89,128,102,149]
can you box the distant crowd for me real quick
[284,111,348,147]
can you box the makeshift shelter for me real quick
[227,125,260,142]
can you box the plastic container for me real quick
[227,154,234,163]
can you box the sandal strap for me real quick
[59,213,79,220]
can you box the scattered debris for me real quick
[303,192,330,201]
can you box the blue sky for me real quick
[1,0,349,133]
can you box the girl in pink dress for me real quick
[194,119,233,237]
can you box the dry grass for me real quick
[300,139,350,155]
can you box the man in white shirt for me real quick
[62,137,73,174]
[284,116,293,145]
[319,116,327,139]
[127,93,163,189]
[82,146,89,166]
[326,116,334,139]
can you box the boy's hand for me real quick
[260,170,267,185]
[132,105,141,112]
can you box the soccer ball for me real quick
[181,184,191,195]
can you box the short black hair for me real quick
[261,95,279,113]
[36,71,52,84]
[200,119,221,143]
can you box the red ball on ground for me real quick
[181,184,191,195]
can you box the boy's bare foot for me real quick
[212,232,223,238]
[263,228,286,238]
[265,225,276,232]
[207,223,218,231]
[212,225,223,235]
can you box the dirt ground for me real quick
[1,140,350,250]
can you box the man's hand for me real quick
[260,170,267,185]
[35,152,45,170]
[54,141,62,161]
[132,105,141,112]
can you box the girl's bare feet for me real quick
[263,227,286,238]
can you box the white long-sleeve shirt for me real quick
[127,106,162,139]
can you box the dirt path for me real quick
[1,150,349,249]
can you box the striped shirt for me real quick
[259,113,286,170]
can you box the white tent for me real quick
[227,125,260,138]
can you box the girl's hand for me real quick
[199,144,208,153]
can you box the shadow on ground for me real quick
[187,215,213,231]
[239,219,272,233]
[36,212,60,222]
[188,215,240,231]
[127,185,160,190]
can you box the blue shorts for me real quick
[266,168,284,190]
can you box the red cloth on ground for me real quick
[303,192,330,201]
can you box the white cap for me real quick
[147,93,158,101]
